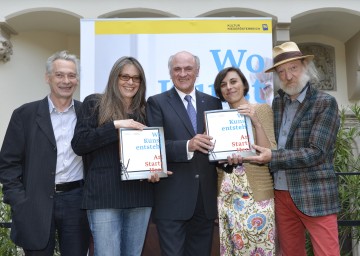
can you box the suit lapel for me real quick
[167,87,196,136]
[36,97,56,147]
[195,90,206,134]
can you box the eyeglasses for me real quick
[53,72,77,81]
[119,74,141,83]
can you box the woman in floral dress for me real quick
[214,67,277,256]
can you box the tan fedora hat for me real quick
[265,41,314,73]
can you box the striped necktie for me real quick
[184,95,197,132]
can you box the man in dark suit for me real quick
[244,42,340,255]
[146,51,222,256]
[0,51,90,255]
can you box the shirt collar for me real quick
[174,87,196,101]
[48,95,74,113]
[284,83,309,104]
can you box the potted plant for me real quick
[0,190,18,255]
[335,104,360,255]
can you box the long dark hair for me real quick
[97,56,146,125]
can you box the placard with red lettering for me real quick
[119,127,168,180]
[205,109,256,161]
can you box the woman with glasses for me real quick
[214,67,277,256]
[72,56,155,256]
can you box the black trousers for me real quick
[155,188,214,256]
[24,187,91,256]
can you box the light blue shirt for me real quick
[48,96,83,184]
[274,86,308,190]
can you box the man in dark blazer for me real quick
[146,51,222,256]
[244,42,340,256]
[0,51,90,255]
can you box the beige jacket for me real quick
[218,103,277,202]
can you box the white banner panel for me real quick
[80,18,273,106]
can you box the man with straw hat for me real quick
[243,41,340,256]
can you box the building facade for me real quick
[0,0,359,142]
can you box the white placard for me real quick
[119,127,167,180]
[205,109,256,161]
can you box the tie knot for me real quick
[184,95,192,103]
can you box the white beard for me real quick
[279,72,310,96]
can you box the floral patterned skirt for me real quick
[217,165,276,256]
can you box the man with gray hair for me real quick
[146,51,222,256]
[0,51,90,255]
[244,41,340,256]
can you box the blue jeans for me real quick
[87,207,151,256]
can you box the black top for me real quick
[71,94,153,209]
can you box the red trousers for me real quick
[275,190,340,256]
